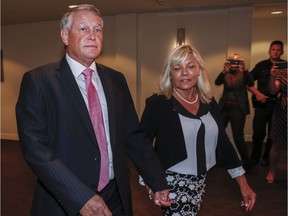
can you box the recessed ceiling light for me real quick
[69,5,78,9]
[271,11,283,15]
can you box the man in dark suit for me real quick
[15,4,170,216]
[248,40,284,168]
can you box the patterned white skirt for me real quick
[161,170,207,216]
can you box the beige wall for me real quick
[1,6,287,141]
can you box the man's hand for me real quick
[255,92,268,103]
[80,195,112,216]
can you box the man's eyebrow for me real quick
[95,23,103,28]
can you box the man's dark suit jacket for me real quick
[15,57,167,216]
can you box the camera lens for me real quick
[229,60,240,65]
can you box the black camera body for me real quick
[228,60,241,65]
[275,61,287,69]
[228,60,242,74]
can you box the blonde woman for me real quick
[140,45,256,215]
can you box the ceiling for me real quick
[2,0,287,25]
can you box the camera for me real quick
[275,61,287,69]
[228,60,241,65]
[228,60,242,74]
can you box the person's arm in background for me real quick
[247,86,268,103]
[215,62,229,85]
[247,63,268,102]
[243,69,267,101]
[243,70,254,88]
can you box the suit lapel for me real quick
[57,57,97,143]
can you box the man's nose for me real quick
[88,30,96,39]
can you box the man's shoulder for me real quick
[96,63,126,81]
[255,59,271,67]
[26,61,61,76]
[96,63,122,74]
[250,59,271,74]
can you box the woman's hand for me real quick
[236,175,256,211]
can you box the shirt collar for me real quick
[65,54,97,78]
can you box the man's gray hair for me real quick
[60,4,103,30]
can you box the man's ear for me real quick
[61,29,69,46]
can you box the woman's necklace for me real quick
[173,88,198,105]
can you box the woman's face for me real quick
[171,52,200,91]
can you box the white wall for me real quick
[138,7,254,113]
[1,21,63,140]
[1,6,287,141]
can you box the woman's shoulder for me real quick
[207,97,219,111]
[146,93,167,103]
[207,97,217,105]
[144,93,170,113]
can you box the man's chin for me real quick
[86,52,101,60]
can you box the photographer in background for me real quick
[248,40,285,169]
[215,54,254,171]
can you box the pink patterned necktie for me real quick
[82,68,109,192]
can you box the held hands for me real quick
[80,195,112,216]
[154,189,171,206]
[146,186,171,207]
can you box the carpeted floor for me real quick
[1,139,287,216]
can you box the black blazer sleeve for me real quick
[140,94,189,170]
[112,73,168,192]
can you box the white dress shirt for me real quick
[66,54,114,180]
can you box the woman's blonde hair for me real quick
[158,45,213,103]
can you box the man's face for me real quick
[269,44,283,61]
[61,10,103,67]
